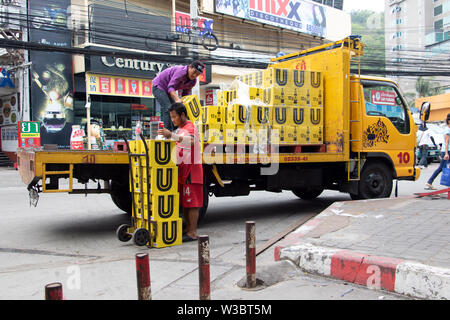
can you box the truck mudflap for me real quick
[17,149,41,207]
[17,148,37,187]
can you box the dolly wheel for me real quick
[133,228,150,246]
[116,224,132,242]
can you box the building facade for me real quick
[0,0,350,159]
[385,0,450,96]
[0,0,28,164]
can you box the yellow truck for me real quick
[17,37,420,222]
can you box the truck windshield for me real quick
[362,82,410,135]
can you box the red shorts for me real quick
[179,183,203,208]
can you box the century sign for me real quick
[100,56,170,74]
[86,54,172,79]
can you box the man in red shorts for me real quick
[157,102,203,242]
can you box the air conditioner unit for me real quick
[177,46,189,57]
[73,23,87,46]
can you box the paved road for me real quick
[0,163,437,300]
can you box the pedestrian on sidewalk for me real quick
[157,102,203,242]
[425,114,450,190]
[152,61,205,131]
[417,122,437,168]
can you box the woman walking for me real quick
[425,114,450,189]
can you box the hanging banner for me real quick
[215,0,327,37]
[28,0,73,149]
[86,73,154,98]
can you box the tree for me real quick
[350,10,385,72]
[416,77,443,97]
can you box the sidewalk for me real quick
[274,195,450,300]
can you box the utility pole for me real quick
[190,0,200,99]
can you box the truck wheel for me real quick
[110,180,132,214]
[292,187,324,200]
[356,162,393,199]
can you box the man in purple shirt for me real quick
[152,60,205,130]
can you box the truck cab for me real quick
[348,75,419,199]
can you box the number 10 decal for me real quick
[397,152,410,164]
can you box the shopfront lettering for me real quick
[101,56,166,73]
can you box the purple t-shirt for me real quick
[152,65,196,96]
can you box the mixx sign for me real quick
[215,0,327,37]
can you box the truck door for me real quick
[360,80,416,179]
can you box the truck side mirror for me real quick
[420,102,431,122]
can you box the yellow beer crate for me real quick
[182,95,202,123]
[223,124,236,144]
[218,90,237,107]
[309,126,323,144]
[250,105,272,126]
[263,87,289,105]
[263,69,323,89]
[309,71,323,89]
[291,106,306,126]
[285,87,302,106]
[308,107,323,127]
[249,87,263,100]
[237,71,264,87]
[263,68,291,88]
[292,70,306,89]
[227,104,249,125]
[194,124,204,153]
[202,105,224,124]
[148,140,177,167]
[235,124,247,144]
[310,88,324,108]
[270,125,297,145]
[151,193,179,220]
[246,127,257,145]
[246,126,269,146]
[150,166,178,194]
[296,126,309,144]
[132,192,150,217]
[202,124,224,144]
[130,168,150,193]
[272,106,290,127]
[152,218,183,248]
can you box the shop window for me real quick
[363,83,409,135]
[74,95,155,142]
[434,5,443,16]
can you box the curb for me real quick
[275,243,450,300]
[273,199,450,300]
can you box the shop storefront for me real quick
[0,70,21,163]
[73,54,211,149]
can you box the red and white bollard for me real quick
[45,282,63,300]
[198,235,210,300]
[246,221,256,288]
[135,253,151,300]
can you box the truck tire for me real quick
[352,162,393,200]
[110,180,132,214]
[292,187,324,200]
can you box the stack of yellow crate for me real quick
[181,66,323,150]
[262,68,323,145]
[128,139,182,248]
[182,95,204,152]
